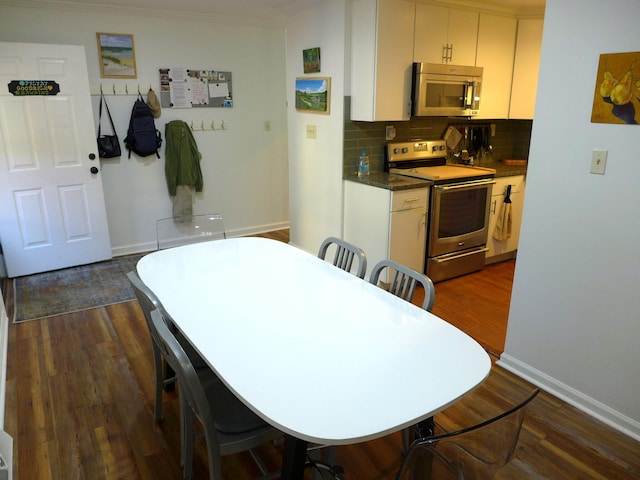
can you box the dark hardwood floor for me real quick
[2,230,639,479]
[432,259,514,357]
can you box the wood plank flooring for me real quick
[2,230,639,479]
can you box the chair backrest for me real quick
[127,270,164,330]
[369,259,435,311]
[156,213,226,250]
[396,388,540,480]
[318,236,367,279]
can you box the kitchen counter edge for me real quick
[343,173,432,191]
[344,163,526,191]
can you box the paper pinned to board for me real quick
[444,126,463,150]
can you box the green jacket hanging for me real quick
[164,120,203,196]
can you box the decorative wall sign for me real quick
[591,51,640,125]
[295,77,330,114]
[303,47,321,73]
[8,80,60,96]
[97,33,137,79]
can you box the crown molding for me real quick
[414,0,545,18]
[0,0,289,28]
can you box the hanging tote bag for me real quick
[97,92,122,158]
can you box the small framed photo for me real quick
[295,77,331,115]
[303,47,321,73]
[97,33,137,79]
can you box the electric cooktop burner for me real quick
[386,139,495,182]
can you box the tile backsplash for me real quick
[343,96,532,176]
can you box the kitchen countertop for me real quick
[343,172,432,191]
[344,160,526,191]
[481,160,528,177]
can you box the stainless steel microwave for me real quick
[412,62,483,117]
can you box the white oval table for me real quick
[137,237,491,479]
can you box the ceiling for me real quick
[31,0,546,21]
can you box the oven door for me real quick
[428,178,494,257]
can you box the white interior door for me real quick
[0,42,112,277]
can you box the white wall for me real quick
[499,0,640,440]
[0,4,289,255]
[285,0,348,253]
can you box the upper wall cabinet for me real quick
[351,0,415,121]
[414,4,478,66]
[475,13,517,119]
[509,18,544,119]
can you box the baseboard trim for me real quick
[226,222,289,239]
[0,295,8,429]
[498,353,640,442]
[110,222,290,258]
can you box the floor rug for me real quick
[13,254,144,323]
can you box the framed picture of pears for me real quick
[591,51,640,125]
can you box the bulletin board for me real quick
[159,67,233,108]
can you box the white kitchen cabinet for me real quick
[343,181,428,280]
[414,4,478,66]
[475,13,517,119]
[509,18,544,119]
[486,175,526,262]
[350,0,415,121]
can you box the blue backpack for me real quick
[124,94,162,158]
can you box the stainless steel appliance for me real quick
[386,139,495,282]
[412,62,483,117]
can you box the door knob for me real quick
[90,166,99,174]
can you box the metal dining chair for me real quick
[369,259,436,453]
[156,213,226,250]
[149,308,281,480]
[396,388,540,480]
[317,236,367,278]
[369,259,436,312]
[127,271,210,423]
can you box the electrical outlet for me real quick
[591,149,607,175]
[306,124,317,139]
[385,126,396,140]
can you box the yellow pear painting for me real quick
[591,51,640,125]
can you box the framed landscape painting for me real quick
[97,33,137,79]
[303,47,321,73]
[295,77,330,114]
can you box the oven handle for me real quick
[435,179,496,192]
[432,247,489,263]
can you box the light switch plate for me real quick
[591,149,607,175]
[306,124,317,139]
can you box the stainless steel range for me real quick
[386,139,496,282]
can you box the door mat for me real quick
[13,254,145,323]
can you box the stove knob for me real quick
[393,148,401,154]
[431,145,438,153]
[402,147,408,153]
[439,145,446,151]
